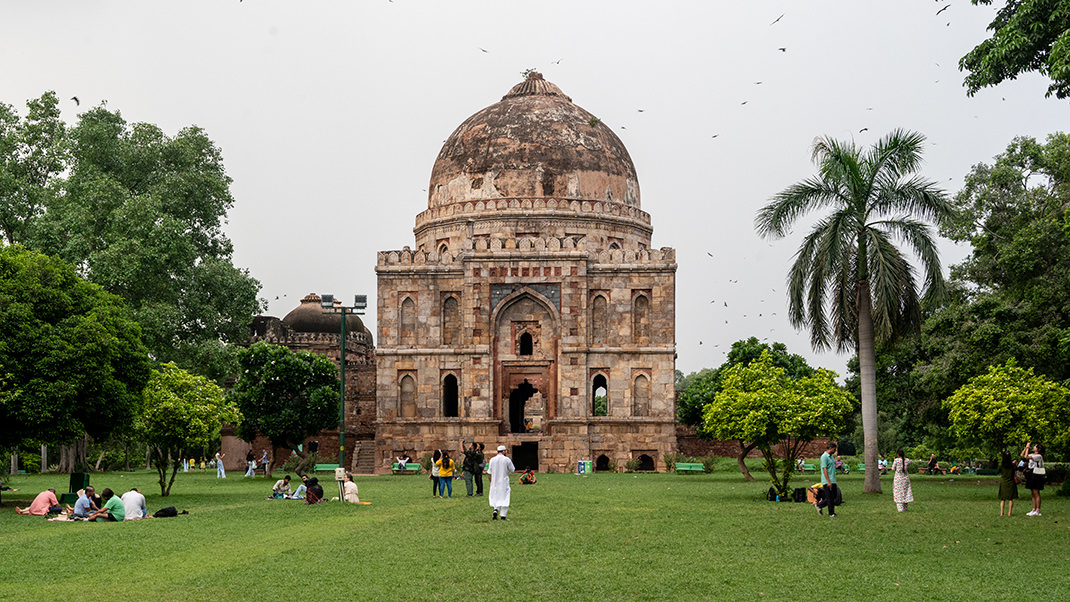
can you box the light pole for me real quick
[319,294,367,471]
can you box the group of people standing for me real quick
[424,441,516,520]
[998,442,1047,517]
[815,440,1049,518]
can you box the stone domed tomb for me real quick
[375,73,677,473]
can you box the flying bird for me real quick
[70,96,79,105]
[770,13,784,25]
[936,4,949,15]
[741,101,748,105]
[478,47,489,53]
[552,58,562,64]
[859,128,868,133]
[707,252,714,257]
[778,47,787,52]
[711,134,719,139]
[637,109,645,112]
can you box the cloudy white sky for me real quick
[4,1,1065,377]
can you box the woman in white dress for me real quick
[892,448,913,512]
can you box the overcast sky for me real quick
[5,1,1065,378]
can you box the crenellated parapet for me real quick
[414,197,651,227]
[377,239,675,267]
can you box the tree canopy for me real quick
[960,1,1070,99]
[755,129,953,493]
[678,337,815,429]
[0,92,67,246]
[7,97,264,382]
[702,351,853,497]
[229,342,340,475]
[0,246,152,450]
[944,360,1070,456]
[138,362,238,496]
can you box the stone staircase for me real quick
[352,441,377,475]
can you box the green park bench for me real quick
[856,464,865,473]
[313,463,340,473]
[675,462,704,474]
[974,468,999,476]
[392,463,421,475]
[802,463,817,473]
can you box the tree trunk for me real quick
[858,284,882,493]
[58,436,89,473]
[736,440,757,481]
[93,451,106,471]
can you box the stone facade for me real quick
[375,73,677,473]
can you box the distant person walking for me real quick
[461,442,479,497]
[430,449,442,498]
[891,448,912,512]
[817,441,838,517]
[487,445,515,521]
[245,450,256,477]
[215,451,226,478]
[475,443,486,496]
[998,451,1018,517]
[1022,442,1046,516]
[436,451,455,498]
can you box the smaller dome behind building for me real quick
[282,293,370,339]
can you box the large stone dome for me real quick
[428,72,640,209]
[282,293,368,337]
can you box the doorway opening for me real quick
[509,379,538,433]
[512,442,539,472]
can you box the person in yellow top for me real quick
[435,451,456,498]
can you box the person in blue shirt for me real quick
[818,442,839,517]
[72,486,98,518]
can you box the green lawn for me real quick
[1,469,1066,601]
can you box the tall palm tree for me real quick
[755,129,952,493]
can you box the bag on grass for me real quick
[153,506,178,518]
[792,487,807,503]
[766,487,777,501]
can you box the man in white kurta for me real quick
[487,445,515,520]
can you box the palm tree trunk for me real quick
[858,284,882,493]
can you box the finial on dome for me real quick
[503,72,571,102]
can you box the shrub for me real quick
[1045,462,1068,485]
[663,452,685,472]
[624,459,641,472]
[700,456,716,474]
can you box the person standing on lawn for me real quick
[461,441,479,496]
[215,450,226,478]
[891,448,912,512]
[244,449,256,477]
[1022,442,1045,516]
[487,445,515,521]
[818,441,838,517]
[998,451,1018,517]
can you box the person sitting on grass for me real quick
[304,477,325,505]
[86,488,125,522]
[15,488,60,515]
[519,467,537,485]
[289,475,308,499]
[273,475,292,498]
[121,488,147,520]
[72,487,99,519]
[343,473,359,503]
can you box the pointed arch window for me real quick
[443,373,459,417]
[633,293,650,345]
[592,373,608,416]
[442,296,460,346]
[632,374,650,417]
[400,296,416,346]
[590,295,607,346]
[399,374,416,418]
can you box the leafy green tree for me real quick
[756,130,953,493]
[30,104,262,381]
[229,342,340,476]
[0,92,67,246]
[960,1,1070,99]
[137,363,238,496]
[944,360,1070,457]
[679,338,815,480]
[702,351,854,497]
[0,245,152,450]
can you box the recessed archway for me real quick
[509,379,538,433]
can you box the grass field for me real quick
[1,467,1066,602]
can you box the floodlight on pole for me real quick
[319,293,366,472]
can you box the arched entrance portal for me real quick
[509,379,538,433]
